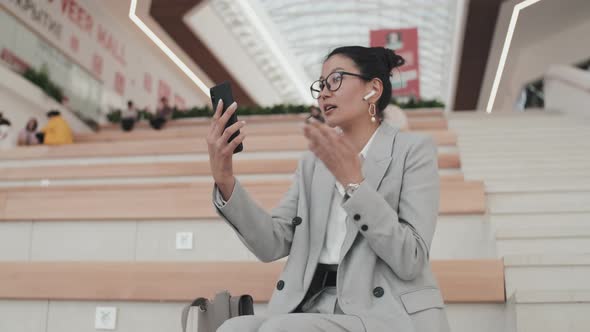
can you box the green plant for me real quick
[138,109,153,121]
[105,101,443,124]
[391,97,445,109]
[106,110,122,123]
[22,64,64,103]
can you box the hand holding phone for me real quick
[210,81,243,154]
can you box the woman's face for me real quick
[317,54,372,128]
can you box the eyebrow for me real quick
[319,67,345,79]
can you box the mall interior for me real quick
[0,0,589,331]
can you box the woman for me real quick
[207,46,449,332]
[0,112,13,150]
[150,97,173,130]
[42,110,73,145]
[17,118,40,146]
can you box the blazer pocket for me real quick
[400,287,444,314]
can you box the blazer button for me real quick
[361,224,369,231]
[373,287,384,298]
[276,280,285,290]
[292,216,302,226]
[353,214,361,221]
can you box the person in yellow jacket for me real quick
[41,110,73,145]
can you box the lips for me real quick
[324,104,337,114]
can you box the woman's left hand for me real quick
[303,118,364,185]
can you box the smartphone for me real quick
[210,81,243,154]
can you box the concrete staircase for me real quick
[449,110,590,331]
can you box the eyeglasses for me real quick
[310,71,370,99]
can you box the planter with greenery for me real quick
[22,64,64,103]
[105,98,444,124]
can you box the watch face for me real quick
[345,184,360,196]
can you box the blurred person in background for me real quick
[17,117,40,146]
[150,96,174,130]
[0,112,14,149]
[121,100,138,132]
[41,110,73,145]
[382,104,409,130]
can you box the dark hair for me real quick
[325,46,405,118]
[127,100,134,107]
[0,112,10,126]
[27,118,38,131]
[47,110,60,118]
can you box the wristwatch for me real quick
[344,182,362,197]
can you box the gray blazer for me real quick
[213,123,450,332]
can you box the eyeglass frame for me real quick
[310,71,371,99]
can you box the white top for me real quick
[121,106,137,119]
[214,126,380,264]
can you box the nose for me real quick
[318,84,333,99]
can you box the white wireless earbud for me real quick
[363,90,376,101]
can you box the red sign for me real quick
[1,48,30,73]
[97,24,126,66]
[174,94,186,109]
[114,72,125,96]
[61,0,93,33]
[59,0,125,65]
[91,53,103,77]
[158,80,171,100]
[143,73,152,93]
[370,28,420,99]
[70,34,79,53]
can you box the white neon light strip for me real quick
[128,0,210,96]
[235,0,312,103]
[486,0,543,113]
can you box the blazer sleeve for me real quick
[211,161,302,262]
[341,135,439,281]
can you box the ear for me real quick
[367,78,384,103]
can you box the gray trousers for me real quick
[216,287,366,332]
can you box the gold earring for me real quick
[368,103,377,123]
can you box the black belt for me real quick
[315,263,338,288]
[294,264,338,313]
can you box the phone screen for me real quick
[210,81,243,154]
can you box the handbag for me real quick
[181,290,254,332]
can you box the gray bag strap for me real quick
[229,296,240,317]
[181,291,253,332]
[181,305,189,332]
[206,291,231,330]
[181,298,208,332]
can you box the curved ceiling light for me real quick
[128,0,210,97]
[485,0,543,113]
[235,0,313,104]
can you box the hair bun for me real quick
[385,49,405,71]
[371,47,405,72]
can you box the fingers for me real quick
[303,118,337,147]
[209,99,224,137]
[303,123,328,157]
[221,132,246,155]
[213,99,223,121]
[218,120,246,145]
[211,101,238,138]
[303,119,358,161]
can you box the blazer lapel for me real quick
[305,158,335,283]
[339,123,399,261]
